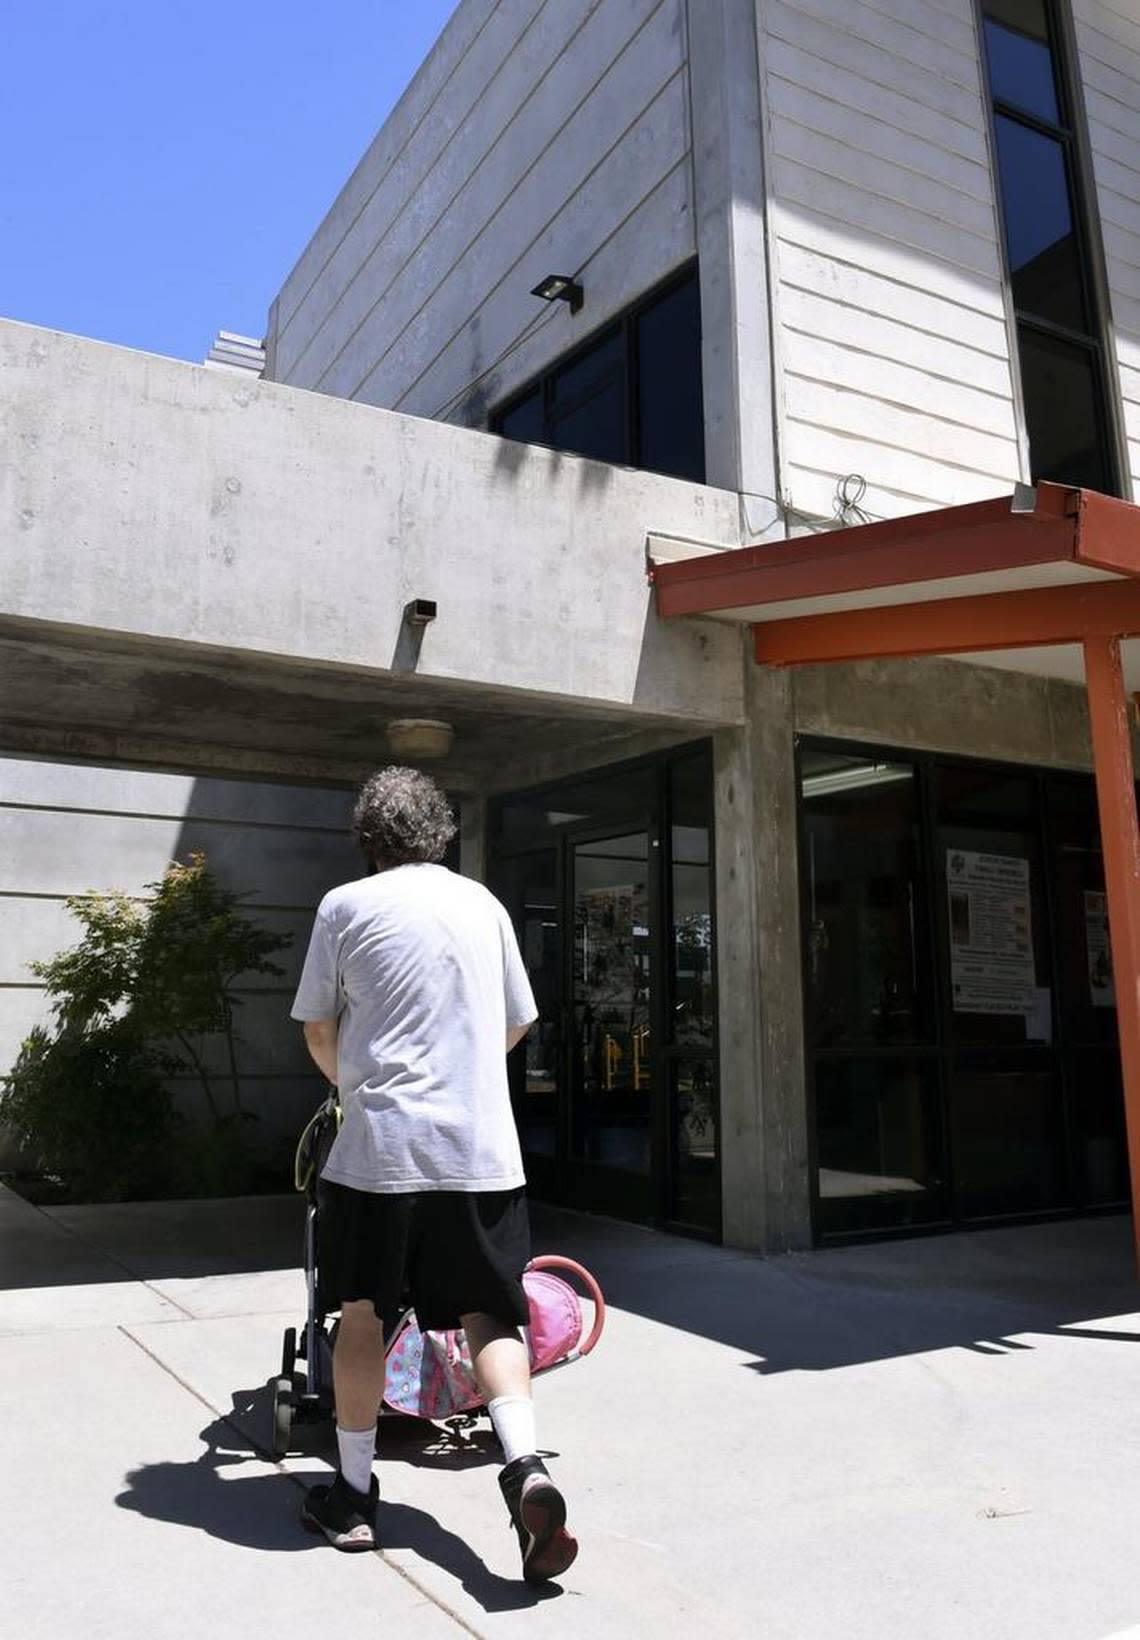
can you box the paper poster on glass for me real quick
[1084,889,1115,1007]
[946,849,1035,1015]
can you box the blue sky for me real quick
[1,2,458,363]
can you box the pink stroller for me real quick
[271,1095,606,1454]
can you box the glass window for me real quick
[815,1057,947,1234]
[492,267,704,483]
[636,275,705,482]
[994,116,1086,331]
[572,830,652,1173]
[550,328,622,408]
[982,0,1059,122]
[670,1058,720,1229]
[801,752,933,1048]
[498,387,545,446]
[1018,325,1111,490]
[670,752,714,1048]
[952,1065,1065,1218]
[548,379,626,465]
[496,850,561,1158]
[935,765,1052,1048]
[495,765,657,849]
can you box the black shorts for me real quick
[317,1181,531,1333]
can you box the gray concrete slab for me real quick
[3,1188,1139,1639]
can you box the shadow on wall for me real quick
[164,775,361,1168]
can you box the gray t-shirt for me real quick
[290,863,537,1193]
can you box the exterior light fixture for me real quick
[386,719,455,759]
[530,274,583,314]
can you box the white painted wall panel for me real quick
[266,0,695,428]
[1074,0,1140,499]
[759,0,1022,522]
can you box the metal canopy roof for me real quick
[652,483,1140,628]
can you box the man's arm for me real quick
[303,1018,339,1083]
[506,1020,532,1054]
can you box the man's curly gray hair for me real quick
[352,766,457,868]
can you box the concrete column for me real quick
[686,0,781,536]
[714,640,811,1251]
[459,795,488,883]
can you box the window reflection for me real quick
[801,753,930,1047]
[982,0,1058,122]
[492,266,704,483]
[815,1058,946,1234]
[994,117,1085,332]
[573,832,652,1172]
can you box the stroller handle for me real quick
[525,1254,606,1357]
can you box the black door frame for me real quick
[489,741,720,1237]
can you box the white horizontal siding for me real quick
[266,0,695,426]
[1075,0,1140,499]
[0,757,356,1150]
[760,0,1020,523]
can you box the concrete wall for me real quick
[265,0,696,430]
[1,320,745,728]
[1073,0,1140,501]
[756,0,1022,525]
[792,654,1099,771]
[0,755,360,1166]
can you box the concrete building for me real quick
[5,0,1140,1252]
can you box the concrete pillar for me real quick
[714,640,812,1251]
[686,0,782,537]
[460,795,488,883]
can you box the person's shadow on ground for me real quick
[114,1383,563,1612]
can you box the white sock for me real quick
[487,1395,537,1465]
[336,1424,376,1495]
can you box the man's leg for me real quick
[462,1310,536,1463]
[463,1309,577,1583]
[333,1299,387,1437]
[300,1299,384,1551]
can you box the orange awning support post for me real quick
[1084,636,1140,1266]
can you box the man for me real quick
[290,765,576,1582]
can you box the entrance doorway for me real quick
[799,736,1130,1239]
[489,745,719,1236]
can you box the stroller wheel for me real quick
[272,1375,294,1458]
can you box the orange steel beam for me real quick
[754,578,1140,666]
[654,489,1080,620]
[1084,636,1140,1267]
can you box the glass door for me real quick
[570,829,654,1217]
[497,849,562,1197]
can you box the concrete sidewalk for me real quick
[3,1183,1140,1640]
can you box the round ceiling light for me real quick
[386,718,455,759]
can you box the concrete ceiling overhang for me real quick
[650,482,1140,690]
[0,619,710,793]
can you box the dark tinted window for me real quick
[550,328,622,407]
[981,0,1118,495]
[636,275,705,482]
[498,387,544,445]
[982,0,1058,121]
[994,117,1085,331]
[493,267,704,483]
[1019,325,1111,489]
[549,380,626,465]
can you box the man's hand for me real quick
[303,1018,339,1083]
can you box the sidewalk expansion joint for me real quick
[117,1325,487,1639]
[32,1198,197,1319]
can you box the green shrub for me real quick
[1,853,292,1201]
